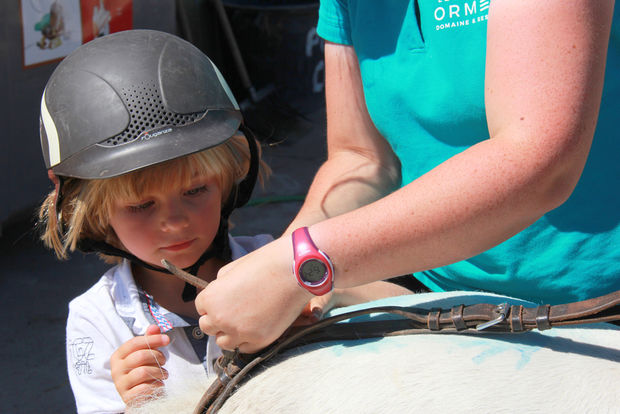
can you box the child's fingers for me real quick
[111,348,167,390]
[145,324,162,336]
[112,324,171,404]
[117,369,168,405]
[113,332,170,360]
[122,365,169,390]
[123,348,167,371]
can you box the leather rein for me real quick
[161,261,620,414]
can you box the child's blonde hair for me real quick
[38,135,267,263]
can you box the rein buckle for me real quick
[476,303,509,331]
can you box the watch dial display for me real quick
[300,259,327,283]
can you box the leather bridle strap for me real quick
[195,289,620,414]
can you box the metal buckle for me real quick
[476,303,509,331]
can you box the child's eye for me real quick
[127,201,153,213]
[185,185,208,196]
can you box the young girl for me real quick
[37,30,411,413]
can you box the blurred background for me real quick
[0,1,326,411]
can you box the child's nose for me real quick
[160,201,189,231]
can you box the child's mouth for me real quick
[162,239,195,251]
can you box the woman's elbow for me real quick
[535,147,589,213]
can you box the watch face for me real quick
[300,259,327,283]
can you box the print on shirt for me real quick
[69,337,95,375]
[434,0,490,31]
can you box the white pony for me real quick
[128,291,620,414]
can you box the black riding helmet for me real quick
[39,30,259,300]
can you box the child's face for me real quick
[108,175,223,269]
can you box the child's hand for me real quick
[110,324,171,405]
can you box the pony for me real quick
[127,291,620,413]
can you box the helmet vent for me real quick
[98,82,204,147]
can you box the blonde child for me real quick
[36,29,276,412]
[37,30,411,412]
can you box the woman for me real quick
[195,0,620,353]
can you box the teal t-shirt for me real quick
[318,0,620,304]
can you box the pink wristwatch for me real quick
[292,227,334,296]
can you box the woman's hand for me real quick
[292,293,336,326]
[110,324,170,405]
[293,281,414,326]
[196,236,313,353]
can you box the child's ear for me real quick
[47,169,65,228]
[47,170,61,203]
[47,169,60,186]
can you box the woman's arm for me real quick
[306,0,614,287]
[285,41,401,232]
[197,0,615,352]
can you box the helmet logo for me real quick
[139,127,173,141]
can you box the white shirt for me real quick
[65,234,273,414]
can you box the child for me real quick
[37,29,274,412]
[37,30,411,412]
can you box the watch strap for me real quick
[292,227,334,295]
